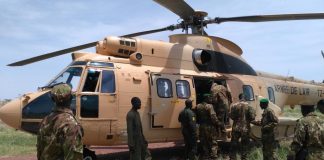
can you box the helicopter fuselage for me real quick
[1,34,323,146]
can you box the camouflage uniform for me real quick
[259,107,279,160]
[196,102,219,159]
[127,108,151,160]
[229,100,256,160]
[288,112,324,160]
[178,105,198,160]
[37,84,83,160]
[210,83,232,135]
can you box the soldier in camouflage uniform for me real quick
[287,105,324,160]
[210,83,232,136]
[37,83,83,160]
[252,98,278,160]
[196,94,219,159]
[229,93,256,160]
[127,97,152,160]
[178,99,198,160]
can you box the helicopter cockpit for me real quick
[19,61,117,134]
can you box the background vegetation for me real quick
[0,99,36,156]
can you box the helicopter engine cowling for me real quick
[96,36,137,57]
[193,49,212,65]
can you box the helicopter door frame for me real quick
[78,67,101,119]
[77,66,118,144]
[149,73,195,129]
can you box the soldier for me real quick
[196,94,219,159]
[287,105,324,160]
[229,93,256,160]
[127,97,152,160]
[178,99,198,160]
[37,83,83,160]
[210,83,232,135]
[252,98,278,160]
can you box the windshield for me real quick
[48,67,83,91]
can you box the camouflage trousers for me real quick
[199,124,218,159]
[230,131,250,160]
[262,134,278,160]
[306,149,324,160]
[214,103,229,135]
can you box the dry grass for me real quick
[0,121,36,156]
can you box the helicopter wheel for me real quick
[83,147,97,160]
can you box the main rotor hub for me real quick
[193,10,208,19]
[185,10,208,35]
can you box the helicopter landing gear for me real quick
[83,147,97,160]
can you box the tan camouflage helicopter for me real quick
[1,0,324,158]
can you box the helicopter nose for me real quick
[0,99,21,129]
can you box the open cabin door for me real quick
[150,73,195,129]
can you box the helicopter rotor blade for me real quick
[7,42,97,66]
[321,50,324,60]
[122,24,181,37]
[213,13,324,23]
[8,24,182,66]
[153,0,195,20]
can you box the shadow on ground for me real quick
[97,146,184,160]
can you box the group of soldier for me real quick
[178,82,324,160]
[36,83,323,160]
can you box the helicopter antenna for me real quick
[285,69,290,81]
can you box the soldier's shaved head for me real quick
[185,99,193,109]
[238,93,245,101]
[301,105,315,117]
[131,97,141,109]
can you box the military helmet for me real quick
[51,83,72,105]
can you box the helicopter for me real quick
[1,0,324,158]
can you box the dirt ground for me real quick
[0,142,184,160]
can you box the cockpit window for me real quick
[48,67,83,91]
[22,92,55,119]
[22,92,76,119]
[101,70,116,93]
[70,61,87,66]
[82,69,101,92]
[89,62,114,67]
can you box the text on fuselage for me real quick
[274,85,310,96]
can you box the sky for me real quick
[0,0,324,99]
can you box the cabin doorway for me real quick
[193,77,228,104]
[193,77,231,128]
